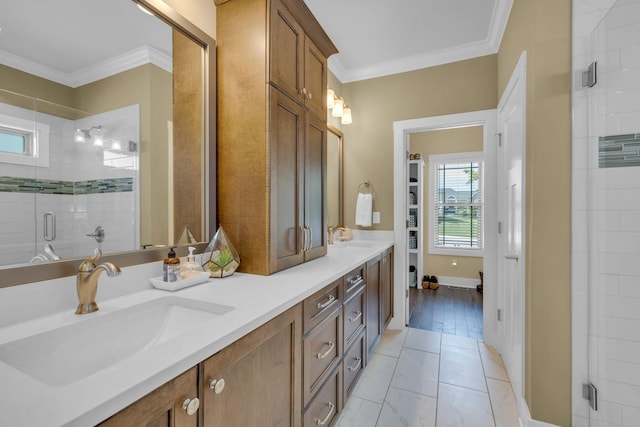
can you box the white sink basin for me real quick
[0,296,233,387]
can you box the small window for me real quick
[429,152,484,256]
[0,127,32,156]
[0,112,49,167]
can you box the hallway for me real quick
[335,328,519,427]
[408,286,483,339]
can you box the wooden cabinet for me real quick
[366,247,394,355]
[98,367,199,427]
[201,304,302,427]
[216,0,337,275]
[270,0,327,119]
[380,248,394,329]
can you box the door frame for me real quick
[390,109,498,347]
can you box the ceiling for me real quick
[0,0,171,88]
[305,0,513,82]
[0,0,512,87]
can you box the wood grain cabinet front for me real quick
[302,364,342,427]
[216,0,337,276]
[98,367,199,427]
[343,285,365,348]
[343,331,366,401]
[201,304,302,427]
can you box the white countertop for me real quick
[0,240,392,426]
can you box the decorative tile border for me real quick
[0,176,133,194]
[599,134,640,168]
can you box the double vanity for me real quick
[0,239,393,426]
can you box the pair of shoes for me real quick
[429,275,438,283]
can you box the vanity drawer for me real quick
[343,285,365,347]
[343,264,365,297]
[304,278,342,333]
[343,331,365,400]
[303,364,341,427]
[303,307,342,405]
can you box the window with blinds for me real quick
[428,152,484,256]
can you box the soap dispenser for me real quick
[163,247,180,282]
[181,246,203,279]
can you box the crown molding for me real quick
[331,0,513,83]
[0,45,172,88]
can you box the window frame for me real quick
[0,113,49,167]
[428,151,484,257]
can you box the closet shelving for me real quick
[408,158,424,288]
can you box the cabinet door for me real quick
[202,305,302,427]
[270,87,305,272]
[270,0,304,103]
[380,249,394,330]
[303,38,327,118]
[304,113,327,261]
[366,257,381,355]
[98,367,199,427]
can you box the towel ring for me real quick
[357,180,374,196]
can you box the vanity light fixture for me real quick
[327,88,335,109]
[73,125,104,145]
[341,105,352,125]
[331,97,344,118]
[327,87,352,124]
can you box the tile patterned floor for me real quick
[335,328,520,427]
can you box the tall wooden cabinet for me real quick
[216,0,338,275]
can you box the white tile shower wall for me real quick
[573,1,640,426]
[0,103,139,264]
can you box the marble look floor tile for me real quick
[436,383,495,427]
[335,396,382,427]
[439,345,487,392]
[442,333,479,350]
[375,328,408,358]
[479,343,510,382]
[390,348,440,397]
[486,378,519,427]
[404,328,442,354]
[377,386,437,427]
[352,353,398,404]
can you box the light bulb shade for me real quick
[327,88,335,109]
[341,107,352,124]
[74,129,85,143]
[93,127,103,146]
[332,98,344,117]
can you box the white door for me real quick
[497,51,526,403]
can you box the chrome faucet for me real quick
[75,249,121,315]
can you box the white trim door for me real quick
[497,50,527,411]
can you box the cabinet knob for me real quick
[209,378,226,394]
[182,397,200,416]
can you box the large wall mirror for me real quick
[0,0,215,286]
[327,124,344,229]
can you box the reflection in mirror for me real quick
[327,124,344,228]
[0,0,215,285]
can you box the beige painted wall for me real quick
[341,55,498,230]
[411,126,483,281]
[497,0,572,425]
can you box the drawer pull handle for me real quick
[316,294,335,309]
[349,275,362,285]
[209,378,226,394]
[348,310,362,322]
[347,357,362,372]
[315,401,335,426]
[183,397,200,416]
[316,341,335,359]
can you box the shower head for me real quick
[74,125,103,145]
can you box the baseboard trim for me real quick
[436,275,480,289]
[518,396,560,427]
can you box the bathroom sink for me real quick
[0,296,233,387]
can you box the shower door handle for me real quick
[43,212,56,241]
[504,254,519,261]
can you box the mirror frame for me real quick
[0,0,216,288]
[327,124,344,228]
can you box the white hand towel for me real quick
[355,192,373,227]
